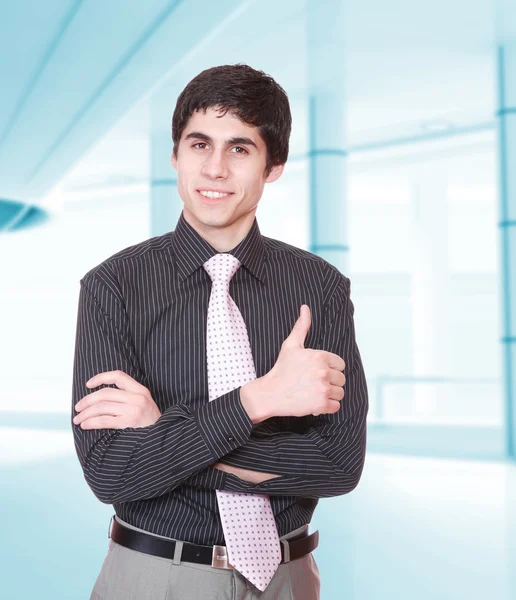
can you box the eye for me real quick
[192,142,208,150]
[231,146,248,155]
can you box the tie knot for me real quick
[203,253,241,284]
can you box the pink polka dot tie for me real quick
[203,253,282,592]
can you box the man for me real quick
[72,63,368,599]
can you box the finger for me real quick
[329,384,345,402]
[317,351,345,372]
[326,399,342,413]
[73,401,126,425]
[313,400,341,417]
[328,370,346,387]
[75,388,134,412]
[329,353,346,371]
[86,370,147,395]
[78,415,127,430]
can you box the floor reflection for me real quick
[1,431,507,599]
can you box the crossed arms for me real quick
[71,267,368,504]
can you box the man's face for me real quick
[171,106,284,236]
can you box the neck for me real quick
[183,209,256,252]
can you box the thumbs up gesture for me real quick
[240,305,346,423]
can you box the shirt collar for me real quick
[170,210,267,284]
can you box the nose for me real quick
[201,148,229,180]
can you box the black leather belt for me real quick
[109,516,319,569]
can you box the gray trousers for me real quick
[90,515,320,599]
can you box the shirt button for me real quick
[228,436,234,442]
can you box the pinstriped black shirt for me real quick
[71,210,369,546]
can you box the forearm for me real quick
[184,460,363,499]
[184,466,279,493]
[73,388,254,504]
[220,428,344,478]
[220,418,367,497]
[181,409,349,493]
[187,355,369,498]
[182,453,282,491]
[184,414,366,498]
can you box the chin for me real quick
[190,209,230,227]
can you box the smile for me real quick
[197,190,234,204]
[198,190,232,199]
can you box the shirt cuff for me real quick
[195,387,253,458]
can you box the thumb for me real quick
[283,305,311,349]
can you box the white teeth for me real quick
[199,191,230,199]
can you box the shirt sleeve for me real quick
[195,274,369,499]
[72,267,253,505]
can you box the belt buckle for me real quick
[212,545,234,569]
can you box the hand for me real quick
[73,370,162,430]
[212,461,282,484]
[240,305,346,423]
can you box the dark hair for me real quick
[171,63,292,176]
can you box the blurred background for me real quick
[1,0,515,598]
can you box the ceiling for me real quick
[1,0,515,204]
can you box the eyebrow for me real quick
[184,131,258,150]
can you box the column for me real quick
[496,44,516,459]
[307,0,349,275]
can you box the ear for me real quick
[170,152,178,170]
[265,163,285,184]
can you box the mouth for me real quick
[196,189,234,204]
